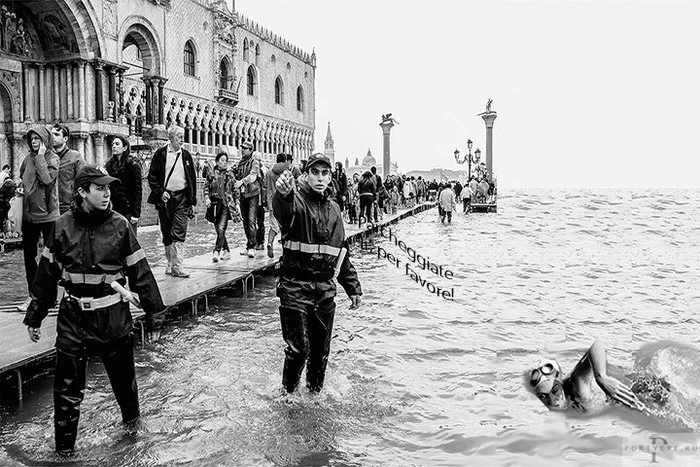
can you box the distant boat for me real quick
[470,201,497,213]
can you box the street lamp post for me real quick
[454,139,480,180]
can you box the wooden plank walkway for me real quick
[0,202,436,400]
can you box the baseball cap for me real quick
[306,153,332,172]
[241,140,254,150]
[74,165,120,192]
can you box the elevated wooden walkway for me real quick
[0,202,435,403]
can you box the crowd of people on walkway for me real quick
[2,119,501,456]
[2,125,364,456]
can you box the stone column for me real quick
[92,133,105,166]
[66,62,74,120]
[379,118,395,180]
[78,60,86,121]
[75,133,88,162]
[92,61,104,120]
[21,63,30,122]
[52,64,60,121]
[38,65,46,121]
[107,66,116,103]
[117,69,125,117]
[142,77,153,126]
[157,78,167,125]
[478,110,497,181]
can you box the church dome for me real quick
[362,149,376,167]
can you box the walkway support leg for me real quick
[14,369,22,401]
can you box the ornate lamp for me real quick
[455,139,475,178]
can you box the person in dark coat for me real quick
[357,171,376,226]
[273,153,362,395]
[24,165,165,455]
[105,135,142,234]
[0,172,16,232]
[147,125,197,277]
[332,161,347,214]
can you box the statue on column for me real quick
[381,113,399,125]
[486,99,493,112]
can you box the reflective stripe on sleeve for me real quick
[125,249,146,267]
[283,240,341,256]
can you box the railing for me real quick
[216,88,239,106]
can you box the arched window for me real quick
[255,44,260,65]
[184,40,196,76]
[296,86,304,112]
[243,38,249,61]
[247,65,257,96]
[219,58,230,89]
[274,76,284,105]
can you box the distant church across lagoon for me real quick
[323,122,398,177]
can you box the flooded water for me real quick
[1,189,699,466]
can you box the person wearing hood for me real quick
[273,153,362,395]
[105,135,142,233]
[24,164,165,455]
[264,153,289,258]
[51,124,86,215]
[19,126,60,296]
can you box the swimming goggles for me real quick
[530,359,561,391]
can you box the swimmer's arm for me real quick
[588,340,650,413]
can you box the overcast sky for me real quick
[232,0,700,188]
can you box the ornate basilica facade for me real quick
[0,0,316,177]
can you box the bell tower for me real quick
[324,121,335,164]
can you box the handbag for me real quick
[205,202,219,223]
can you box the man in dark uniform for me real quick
[147,125,197,277]
[24,165,166,455]
[273,153,362,395]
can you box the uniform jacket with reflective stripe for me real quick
[272,176,362,301]
[23,205,165,336]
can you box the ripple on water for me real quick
[2,191,700,465]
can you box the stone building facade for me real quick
[0,0,316,221]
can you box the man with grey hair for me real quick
[147,125,197,277]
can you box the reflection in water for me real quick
[1,190,699,466]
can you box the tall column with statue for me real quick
[379,113,398,179]
[478,99,497,181]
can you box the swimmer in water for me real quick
[529,340,650,414]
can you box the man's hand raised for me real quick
[275,170,294,197]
